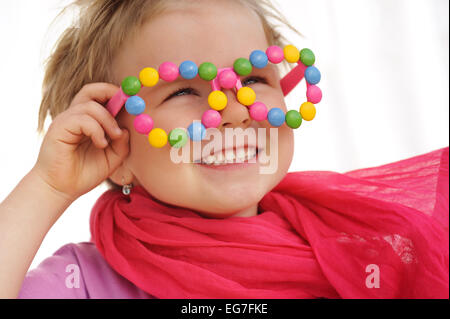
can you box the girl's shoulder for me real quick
[18,242,154,299]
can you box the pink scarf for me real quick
[90,147,449,298]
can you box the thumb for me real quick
[105,129,130,172]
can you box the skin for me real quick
[110,0,294,218]
[0,0,294,297]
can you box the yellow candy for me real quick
[208,90,228,111]
[148,128,168,148]
[139,67,159,87]
[299,102,316,121]
[237,87,256,106]
[284,45,300,63]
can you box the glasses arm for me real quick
[280,62,306,97]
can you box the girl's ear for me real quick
[108,163,135,186]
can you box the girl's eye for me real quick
[242,76,268,86]
[164,87,198,101]
[163,76,267,102]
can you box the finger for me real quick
[71,101,123,140]
[71,83,120,106]
[61,113,108,149]
[105,129,130,170]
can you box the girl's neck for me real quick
[230,204,258,218]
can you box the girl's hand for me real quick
[32,83,130,202]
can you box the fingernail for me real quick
[115,128,122,135]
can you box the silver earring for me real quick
[122,177,133,195]
[122,183,133,195]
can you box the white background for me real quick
[0,0,448,271]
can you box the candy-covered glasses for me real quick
[105,45,322,148]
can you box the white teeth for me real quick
[205,155,215,165]
[213,152,225,165]
[199,147,258,165]
[225,150,235,163]
[247,147,257,161]
[235,148,246,163]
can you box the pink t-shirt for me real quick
[18,242,154,299]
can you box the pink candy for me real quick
[202,109,222,128]
[306,85,322,104]
[219,69,238,89]
[134,114,154,134]
[266,46,284,64]
[249,102,268,121]
[159,62,179,82]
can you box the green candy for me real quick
[121,76,141,96]
[233,58,252,76]
[285,110,302,129]
[198,62,217,81]
[169,128,188,148]
[300,48,315,66]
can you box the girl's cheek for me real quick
[150,99,206,129]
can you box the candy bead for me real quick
[159,62,179,82]
[267,107,285,127]
[125,96,146,115]
[219,69,237,89]
[249,50,268,69]
[202,109,222,128]
[168,128,188,148]
[139,68,159,87]
[306,85,322,104]
[179,60,198,80]
[187,122,206,141]
[121,76,141,96]
[304,66,321,85]
[237,87,256,106]
[249,102,268,121]
[283,45,300,63]
[266,46,284,64]
[134,114,154,134]
[208,90,228,111]
[300,48,315,66]
[285,110,302,129]
[300,102,316,121]
[148,128,168,148]
[233,58,252,76]
[198,62,217,81]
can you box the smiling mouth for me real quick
[193,145,261,166]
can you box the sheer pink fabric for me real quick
[90,147,448,298]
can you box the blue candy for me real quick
[187,121,206,141]
[249,50,269,69]
[125,96,146,115]
[179,60,198,80]
[267,108,285,127]
[304,66,321,85]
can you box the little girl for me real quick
[0,0,448,299]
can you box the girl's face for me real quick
[111,0,294,218]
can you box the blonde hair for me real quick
[38,0,301,190]
[37,0,301,133]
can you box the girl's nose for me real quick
[217,89,252,130]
